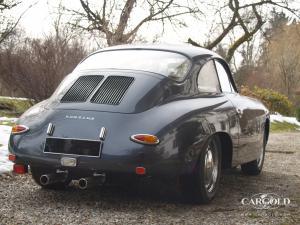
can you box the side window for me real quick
[215,61,234,93]
[197,60,220,93]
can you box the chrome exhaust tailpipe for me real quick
[78,173,106,190]
[40,174,50,186]
[78,178,89,190]
[40,173,66,186]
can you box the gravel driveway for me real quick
[0,132,299,225]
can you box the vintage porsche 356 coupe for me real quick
[8,44,269,203]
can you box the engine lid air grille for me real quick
[91,76,134,105]
[61,75,104,102]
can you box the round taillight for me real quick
[130,134,159,145]
[11,125,29,135]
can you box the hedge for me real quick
[240,86,294,116]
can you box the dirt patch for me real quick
[0,132,299,225]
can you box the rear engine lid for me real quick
[50,70,167,114]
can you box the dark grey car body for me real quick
[9,44,269,183]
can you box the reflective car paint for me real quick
[8,44,269,182]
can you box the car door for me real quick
[214,59,262,164]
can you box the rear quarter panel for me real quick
[226,93,269,164]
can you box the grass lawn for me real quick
[0,120,16,126]
[270,121,300,133]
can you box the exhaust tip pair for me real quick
[39,174,86,188]
[39,172,106,189]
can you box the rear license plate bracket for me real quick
[44,137,102,157]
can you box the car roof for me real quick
[93,44,221,59]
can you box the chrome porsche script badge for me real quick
[61,157,77,167]
[65,115,95,120]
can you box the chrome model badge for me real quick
[65,115,95,120]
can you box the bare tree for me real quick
[0,23,87,101]
[66,0,200,46]
[0,0,21,45]
[237,19,300,102]
[277,54,300,98]
[188,0,299,62]
[0,0,40,46]
[265,22,300,98]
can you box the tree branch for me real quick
[0,1,37,45]
[115,0,136,35]
[126,0,174,38]
[226,5,264,62]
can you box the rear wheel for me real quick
[31,166,70,190]
[181,136,222,204]
[241,132,266,175]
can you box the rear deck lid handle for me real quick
[99,127,107,141]
[47,123,55,136]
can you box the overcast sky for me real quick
[7,0,300,67]
[10,0,212,45]
[10,0,300,40]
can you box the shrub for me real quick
[240,86,294,116]
[296,107,300,122]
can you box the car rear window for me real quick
[75,50,191,81]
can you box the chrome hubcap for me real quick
[204,145,218,193]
